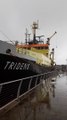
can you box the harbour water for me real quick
[1,73,67,120]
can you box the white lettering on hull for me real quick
[4,61,30,70]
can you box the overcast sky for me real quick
[0,0,67,65]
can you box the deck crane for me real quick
[46,31,57,45]
[46,31,57,65]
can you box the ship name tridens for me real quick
[4,61,30,70]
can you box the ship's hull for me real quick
[0,53,54,83]
[0,53,38,83]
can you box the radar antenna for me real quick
[36,35,44,43]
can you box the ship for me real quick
[0,21,57,84]
[0,21,57,108]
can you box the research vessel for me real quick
[0,21,57,83]
[0,21,57,108]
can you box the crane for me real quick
[46,31,57,45]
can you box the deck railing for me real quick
[0,71,57,110]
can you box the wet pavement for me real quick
[1,73,67,120]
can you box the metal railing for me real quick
[0,71,57,109]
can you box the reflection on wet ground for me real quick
[1,73,67,120]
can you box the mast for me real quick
[25,28,28,44]
[28,33,31,42]
[32,21,39,43]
